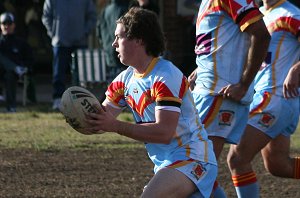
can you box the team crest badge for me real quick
[191,162,206,180]
[218,110,234,126]
[258,112,275,128]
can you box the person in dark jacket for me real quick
[42,0,97,110]
[0,12,33,112]
[97,0,129,82]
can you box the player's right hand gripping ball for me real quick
[60,86,100,134]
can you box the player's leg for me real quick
[227,124,271,198]
[261,134,300,179]
[142,161,217,198]
[208,136,227,198]
[141,168,197,198]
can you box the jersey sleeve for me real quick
[105,73,127,108]
[151,70,189,112]
[222,0,263,31]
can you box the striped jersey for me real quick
[254,0,300,96]
[194,0,263,104]
[105,57,217,171]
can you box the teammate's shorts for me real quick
[192,94,249,144]
[248,91,299,138]
[166,159,218,198]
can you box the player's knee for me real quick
[227,151,243,170]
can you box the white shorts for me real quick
[193,94,249,144]
[167,159,218,198]
[248,91,299,138]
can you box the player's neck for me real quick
[134,56,154,74]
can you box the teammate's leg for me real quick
[228,125,271,198]
[209,136,227,198]
[261,134,300,179]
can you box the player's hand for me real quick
[188,69,197,91]
[84,104,115,134]
[218,83,248,102]
[283,67,299,98]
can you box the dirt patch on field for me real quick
[0,147,299,197]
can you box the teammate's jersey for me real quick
[194,0,263,104]
[105,57,217,171]
[254,0,300,96]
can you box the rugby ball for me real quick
[60,86,101,134]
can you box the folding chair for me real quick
[71,48,108,102]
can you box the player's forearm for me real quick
[240,20,270,89]
[114,120,174,144]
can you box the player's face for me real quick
[0,21,15,35]
[112,23,139,66]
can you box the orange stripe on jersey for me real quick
[166,159,195,169]
[202,96,222,128]
[210,16,224,94]
[271,34,285,94]
[232,171,257,187]
[134,57,159,78]
[126,90,153,117]
[267,17,300,35]
[249,91,271,118]
[185,144,191,157]
[240,12,263,32]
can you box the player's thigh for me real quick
[261,134,291,163]
[141,168,196,198]
[228,125,271,163]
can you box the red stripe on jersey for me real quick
[179,76,188,99]
[126,90,153,117]
[267,17,300,36]
[249,91,271,117]
[152,81,174,99]
[106,81,125,105]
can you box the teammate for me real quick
[188,0,270,196]
[227,0,300,197]
[84,8,217,198]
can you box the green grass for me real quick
[0,105,299,151]
[0,105,142,151]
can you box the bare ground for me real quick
[0,147,299,198]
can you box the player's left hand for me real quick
[218,83,248,102]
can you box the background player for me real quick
[188,0,270,196]
[227,0,300,197]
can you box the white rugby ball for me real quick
[61,86,101,134]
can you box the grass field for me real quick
[0,105,299,197]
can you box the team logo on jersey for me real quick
[218,110,234,126]
[191,162,206,180]
[133,88,138,94]
[258,112,275,128]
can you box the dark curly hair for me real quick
[116,7,166,57]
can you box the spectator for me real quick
[129,0,160,15]
[42,0,97,110]
[84,8,217,197]
[227,0,300,197]
[0,12,33,112]
[188,0,270,196]
[97,0,129,82]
